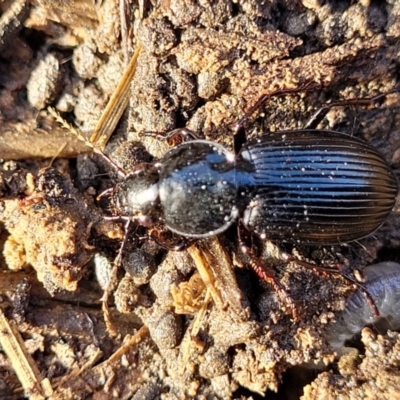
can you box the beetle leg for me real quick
[97,186,117,201]
[293,259,380,318]
[147,227,194,251]
[238,224,299,320]
[232,82,319,154]
[248,254,299,321]
[304,88,400,129]
[101,217,132,335]
[232,83,319,135]
[140,127,200,145]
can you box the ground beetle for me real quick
[97,86,399,318]
[113,129,397,244]
[111,88,398,246]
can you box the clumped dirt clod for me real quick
[0,0,399,399]
[303,329,400,399]
[0,168,95,293]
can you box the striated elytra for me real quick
[113,129,397,244]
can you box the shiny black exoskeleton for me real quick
[113,129,397,245]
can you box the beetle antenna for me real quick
[47,107,127,179]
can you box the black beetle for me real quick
[108,86,399,248]
[97,87,398,318]
[111,128,397,245]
